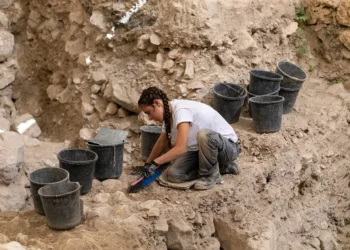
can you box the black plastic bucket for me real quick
[249,70,283,95]
[87,142,124,181]
[213,83,247,123]
[246,85,280,117]
[38,182,81,230]
[276,61,307,89]
[279,86,301,114]
[140,126,162,161]
[29,168,70,215]
[57,149,98,195]
[249,95,284,133]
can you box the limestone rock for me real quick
[82,102,94,115]
[150,34,161,46]
[137,34,150,50]
[0,117,10,132]
[166,218,197,250]
[0,132,24,184]
[14,114,41,138]
[93,193,110,203]
[0,177,26,210]
[178,84,188,96]
[79,128,94,141]
[138,112,158,126]
[91,84,101,94]
[101,179,122,193]
[200,238,220,250]
[0,63,16,89]
[187,82,205,90]
[90,11,107,32]
[106,102,118,115]
[235,30,258,55]
[0,30,14,62]
[291,242,305,250]
[117,107,128,118]
[0,233,9,243]
[216,50,233,65]
[0,0,14,9]
[168,49,180,59]
[163,59,175,71]
[15,233,28,246]
[282,22,299,38]
[65,38,85,58]
[111,83,140,113]
[155,216,168,235]
[92,71,107,84]
[319,231,338,250]
[184,60,195,79]
[337,0,350,27]
[145,60,162,72]
[0,11,9,29]
[86,204,113,219]
[0,241,26,250]
[341,48,350,59]
[69,11,85,25]
[138,200,162,216]
[339,30,350,50]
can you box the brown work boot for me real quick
[219,162,240,175]
[194,171,222,190]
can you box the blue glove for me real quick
[143,160,159,178]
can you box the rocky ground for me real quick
[0,0,350,249]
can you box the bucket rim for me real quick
[247,85,280,97]
[57,148,98,165]
[276,61,308,82]
[249,95,285,104]
[29,167,70,186]
[140,125,163,134]
[87,141,125,147]
[249,70,283,81]
[38,182,81,198]
[213,83,247,100]
[280,86,302,92]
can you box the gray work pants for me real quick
[167,129,240,183]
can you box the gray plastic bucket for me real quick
[140,126,162,161]
[57,149,98,195]
[249,70,283,95]
[249,95,284,133]
[279,86,302,114]
[38,182,81,230]
[29,168,70,215]
[276,61,307,89]
[246,85,280,118]
[87,142,124,181]
[213,83,247,123]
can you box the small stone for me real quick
[168,49,180,59]
[0,233,9,243]
[101,179,122,193]
[137,34,150,50]
[117,107,128,118]
[187,82,205,90]
[177,84,188,97]
[0,117,10,132]
[93,193,110,203]
[320,221,328,230]
[291,242,305,250]
[92,71,107,84]
[155,216,168,235]
[163,59,175,71]
[145,60,162,72]
[0,11,9,29]
[150,34,161,46]
[309,238,320,249]
[341,49,350,59]
[91,84,101,94]
[79,128,94,141]
[89,11,107,32]
[106,102,118,115]
[0,30,14,62]
[194,212,203,225]
[319,231,338,250]
[166,218,197,250]
[82,102,94,115]
[123,214,145,227]
[184,60,194,79]
[0,242,26,250]
[326,150,334,157]
[15,233,28,246]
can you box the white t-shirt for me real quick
[162,99,238,151]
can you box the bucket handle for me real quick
[222,82,246,96]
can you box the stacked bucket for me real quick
[212,61,307,133]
